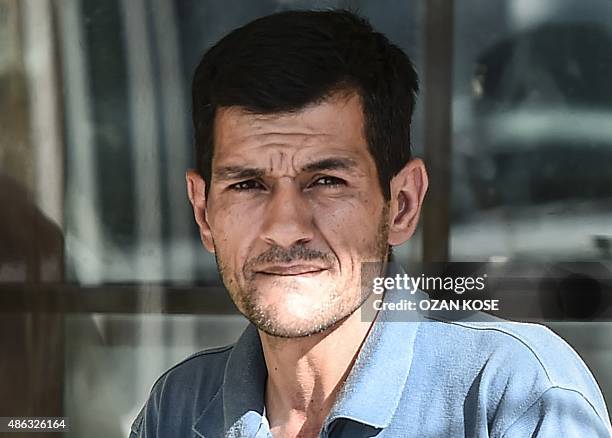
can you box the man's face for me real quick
[198,93,390,337]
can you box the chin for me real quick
[245,294,360,339]
[254,315,341,338]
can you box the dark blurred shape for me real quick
[0,174,64,419]
[0,175,63,281]
[539,262,611,320]
[468,22,612,209]
[475,22,612,111]
[593,235,612,259]
[557,273,603,319]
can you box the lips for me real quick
[255,264,329,276]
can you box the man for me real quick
[131,10,612,437]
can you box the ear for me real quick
[387,158,428,246]
[186,169,215,253]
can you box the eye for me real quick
[311,176,346,188]
[229,180,264,191]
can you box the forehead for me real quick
[212,93,370,167]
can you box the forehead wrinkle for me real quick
[214,153,368,183]
[215,133,336,163]
[249,132,333,149]
[218,111,334,145]
[214,131,345,173]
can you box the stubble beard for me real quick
[214,204,390,338]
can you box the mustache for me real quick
[244,244,334,273]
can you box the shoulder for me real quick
[427,316,596,389]
[502,385,612,437]
[130,344,234,437]
[419,315,602,394]
[416,315,611,433]
[154,344,234,394]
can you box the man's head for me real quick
[187,10,428,338]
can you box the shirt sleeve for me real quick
[501,386,612,438]
[129,403,150,438]
[129,384,162,438]
[129,407,144,438]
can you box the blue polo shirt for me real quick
[131,265,612,437]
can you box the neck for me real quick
[261,293,378,436]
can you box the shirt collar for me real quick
[323,259,423,430]
[193,324,268,437]
[194,259,423,437]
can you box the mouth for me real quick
[255,264,329,277]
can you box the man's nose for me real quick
[259,181,314,249]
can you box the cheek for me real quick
[210,197,259,236]
[209,204,260,264]
[315,195,383,248]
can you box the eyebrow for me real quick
[214,157,358,181]
[301,157,358,174]
[213,166,265,181]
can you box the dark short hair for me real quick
[192,9,419,200]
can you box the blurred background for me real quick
[0,0,611,436]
